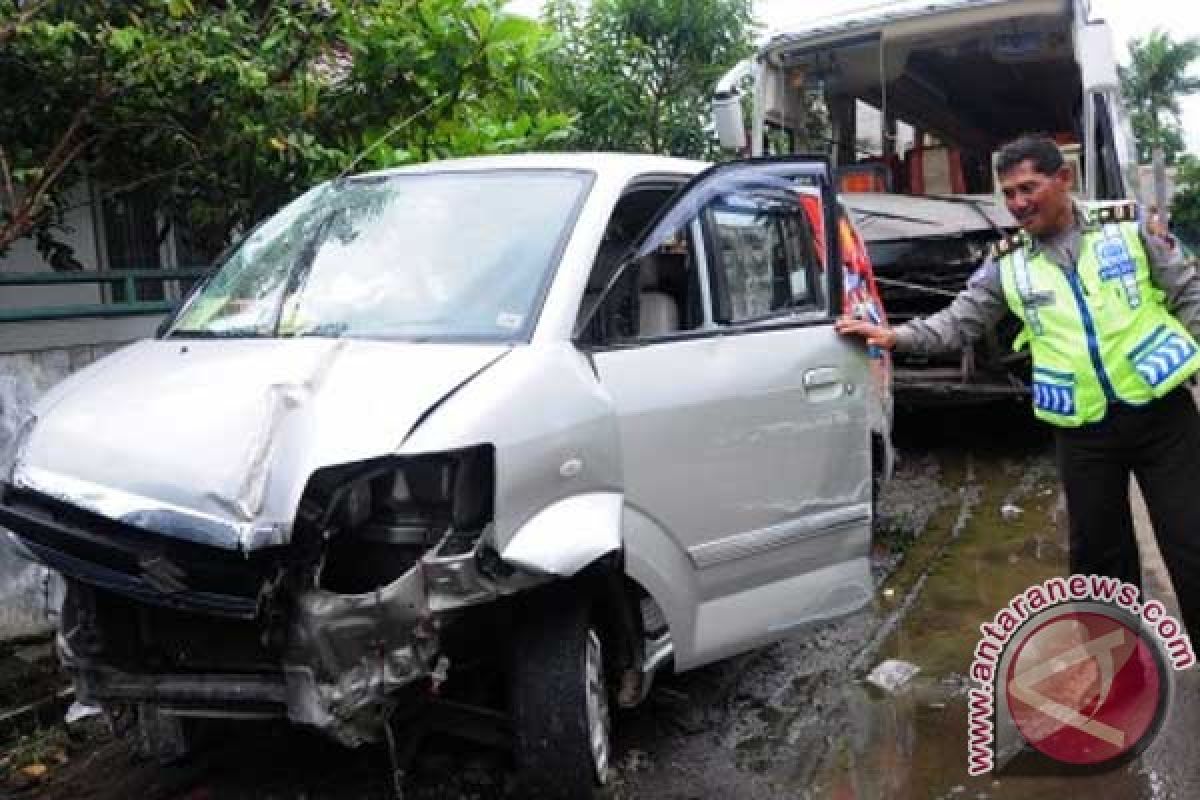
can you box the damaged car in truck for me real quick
[0,153,888,797]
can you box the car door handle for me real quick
[803,367,842,389]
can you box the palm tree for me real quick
[1119,31,1200,223]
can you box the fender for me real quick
[620,505,701,669]
[500,492,622,576]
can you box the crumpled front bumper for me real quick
[56,568,439,747]
[4,484,517,747]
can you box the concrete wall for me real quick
[0,327,157,639]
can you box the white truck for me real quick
[713,0,1141,401]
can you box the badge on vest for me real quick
[1129,325,1197,388]
[1020,289,1056,308]
[1094,226,1142,309]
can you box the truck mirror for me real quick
[713,93,747,151]
[1079,22,1119,90]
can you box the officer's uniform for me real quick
[893,201,1200,644]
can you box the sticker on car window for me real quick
[496,312,524,330]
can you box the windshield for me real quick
[166,170,591,341]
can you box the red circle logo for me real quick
[1005,611,1165,766]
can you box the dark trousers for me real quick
[1055,387,1200,644]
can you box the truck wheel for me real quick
[510,593,612,798]
[133,705,208,764]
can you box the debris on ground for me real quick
[865,659,921,693]
[1000,502,1023,521]
[2,726,70,791]
[64,702,102,730]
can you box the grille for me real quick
[0,487,277,618]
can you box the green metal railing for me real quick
[0,268,209,323]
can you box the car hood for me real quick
[12,338,509,551]
[842,193,1017,242]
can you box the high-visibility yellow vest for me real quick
[997,204,1200,427]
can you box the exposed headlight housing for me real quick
[299,446,495,594]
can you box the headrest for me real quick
[639,257,661,289]
[639,251,686,290]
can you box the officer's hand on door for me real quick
[835,316,898,350]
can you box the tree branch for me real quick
[0,0,51,45]
[0,144,15,216]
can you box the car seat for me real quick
[638,255,680,336]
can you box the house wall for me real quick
[0,183,105,311]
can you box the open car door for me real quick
[584,157,877,668]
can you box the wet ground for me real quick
[5,401,1200,799]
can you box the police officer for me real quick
[837,134,1200,645]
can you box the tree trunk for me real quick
[1153,145,1169,226]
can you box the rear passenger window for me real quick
[707,191,824,324]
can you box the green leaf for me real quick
[166,0,195,19]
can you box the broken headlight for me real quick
[304,446,495,594]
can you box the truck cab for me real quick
[714,0,1141,401]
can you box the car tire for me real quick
[510,590,612,799]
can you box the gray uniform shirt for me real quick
[892,210,1200,355]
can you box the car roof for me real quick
[355,152,710,183]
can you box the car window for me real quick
[706,190,825,324]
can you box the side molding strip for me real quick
[688,503,871,569]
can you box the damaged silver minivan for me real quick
[0,154,889,797]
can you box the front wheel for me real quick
[510,592,612,798]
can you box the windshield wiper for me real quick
[167,328,269,338]
[844,206,943,229]
[292,322,349,338]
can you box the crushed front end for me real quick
[844,193,1032,404]
[0,445,524,747]
[873,232,1032,402]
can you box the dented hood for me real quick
[13,338,508,551]
[843,193,1017,242]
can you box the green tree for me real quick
[0,0,572,266]
[1171,154,1200,249]
[1129,112,1186,166]
[543,0,755,158]
[1119,30,1200,221]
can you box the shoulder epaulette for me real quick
[1087,200,1139,226]
[991,233,1025,260]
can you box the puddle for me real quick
[793,429,1161,800]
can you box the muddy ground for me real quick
[4,402,1198,799]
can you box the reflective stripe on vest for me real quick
[1011,246,1044,336]
[1097,222,1142,309]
